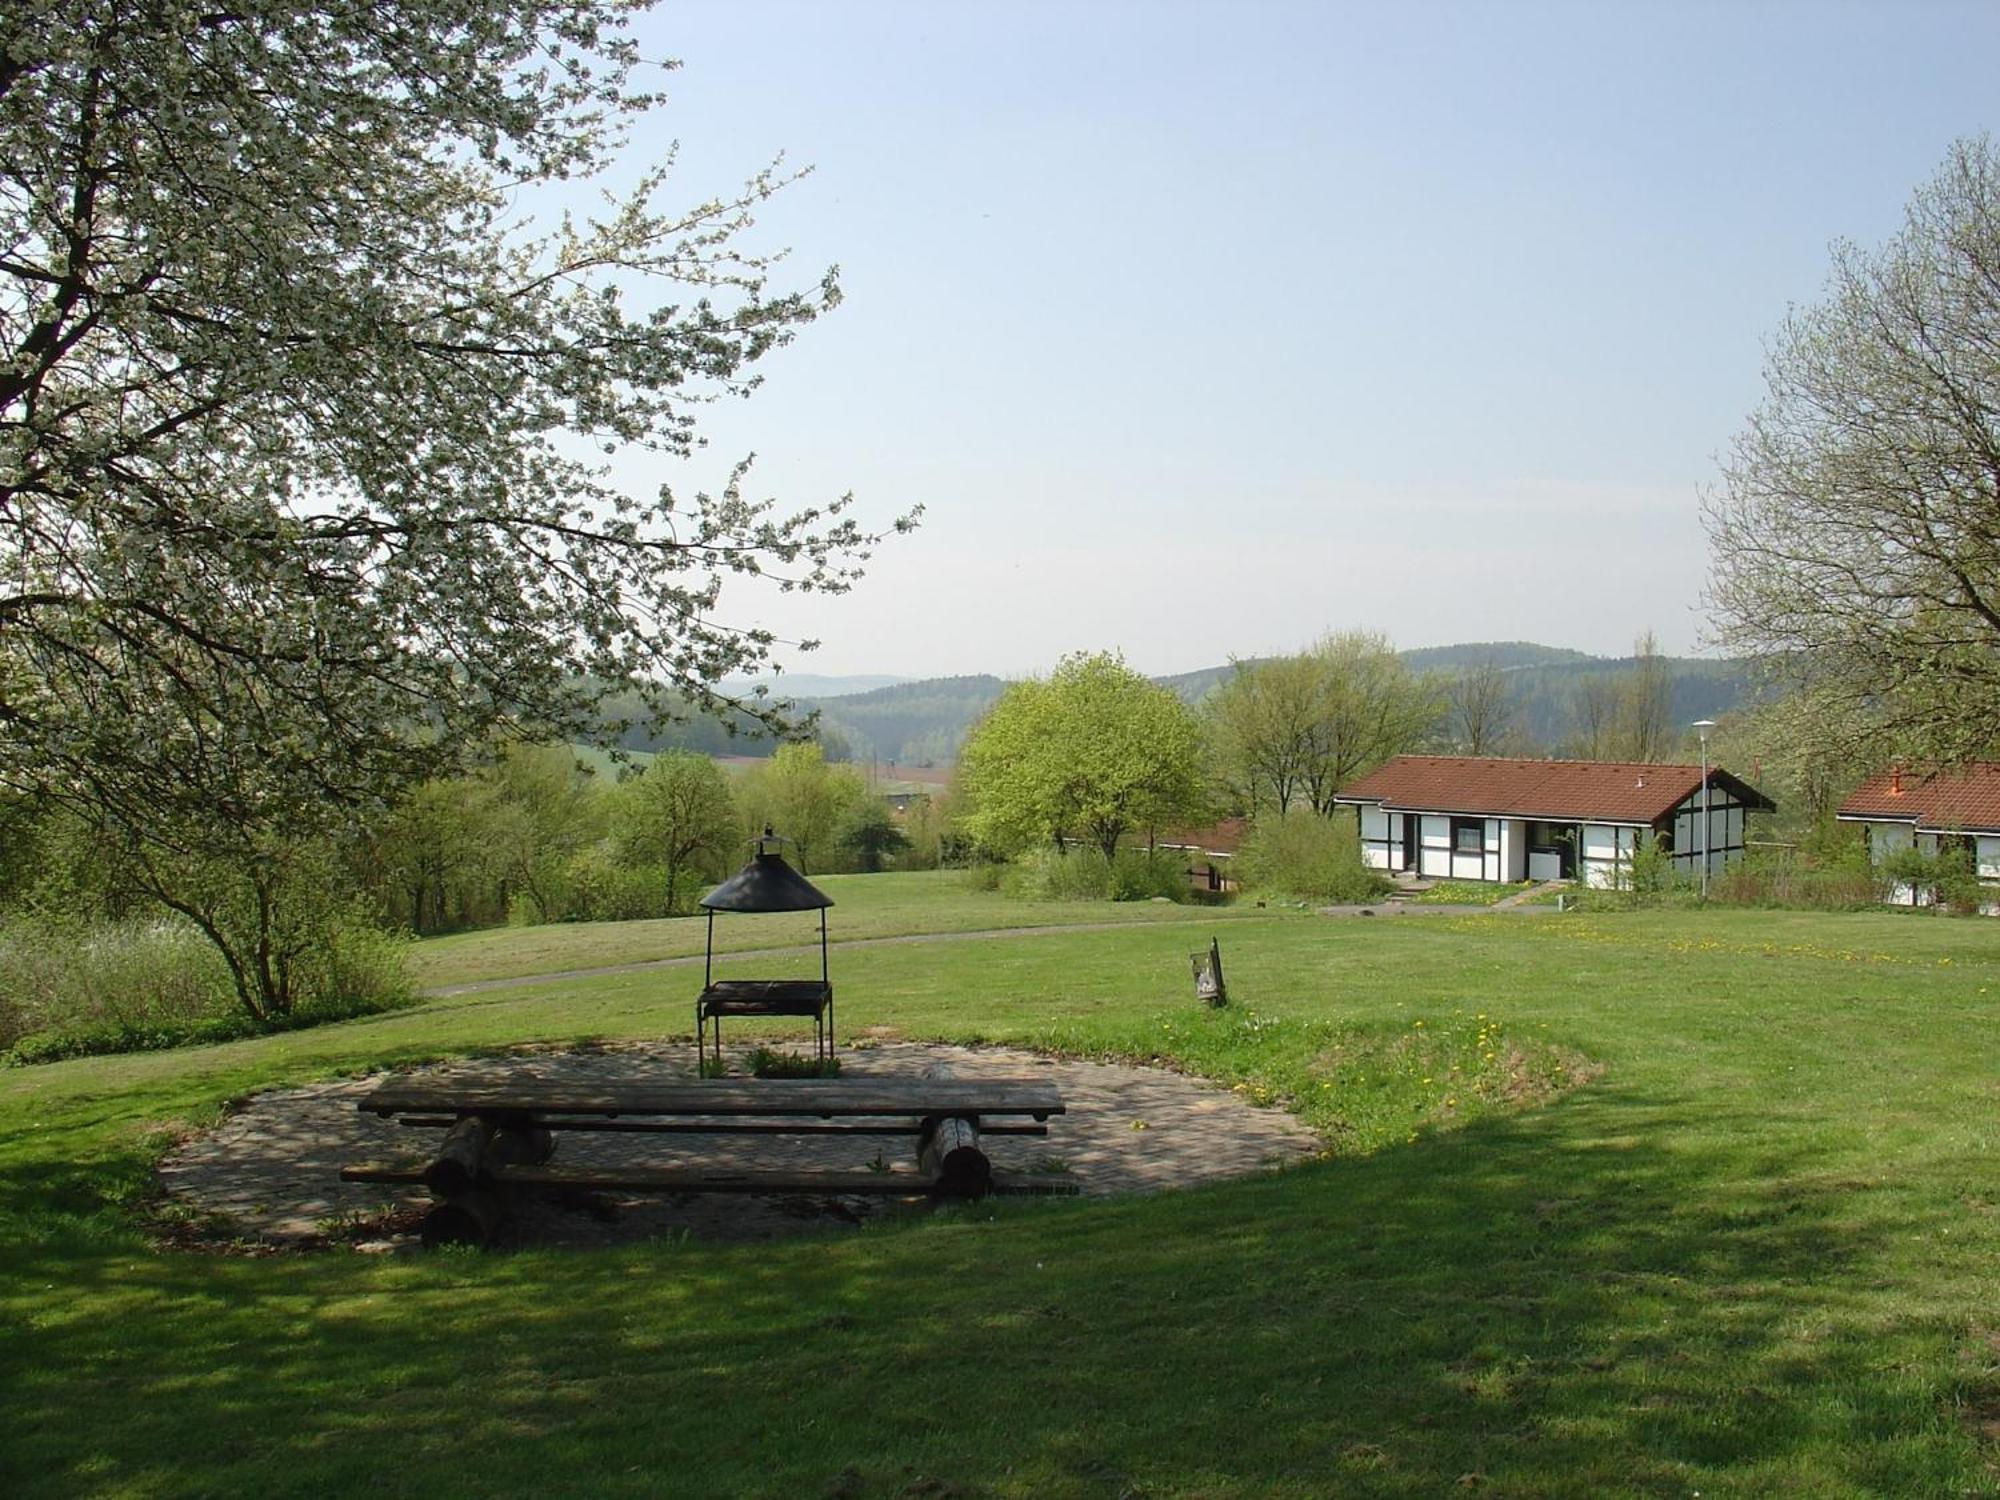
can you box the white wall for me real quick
[1420,815,1450,878]
[1360,806,1391,870]
[1581,823,1639,888]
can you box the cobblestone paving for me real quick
[156,1040,1321,1251]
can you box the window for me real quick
[1451,817,1484,855]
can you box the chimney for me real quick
[1890,763,1904,796]
[1635,772,1646,788]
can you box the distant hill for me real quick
[717,672,912,699]
[1399,641,1596,672]
[810,676,1007,767]
[598,646,1764,767]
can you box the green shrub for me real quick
[1001,847,1114,901]
[559,845,669,923]
[1882,843,1982,913]
[1708,846,1886,911]
[0,909,416,1065]
[1234,813,1391,904]
[0,914,232,1052]
[961,860,1003,892]
[1109,849,1191,903]
[746,1046,841,1079]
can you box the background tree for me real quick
[0,1,908,1015]
[1561,632,1673,761]
[484,745,609,926]
[1445,657,1518,756]
[734,743,868,871]
[1615,631,1675,762]
[1563,674,1622,759]
[361,777,509,935]
[609,752,739,914]
[959,653,1206,861]
[836,801,910,873]
[1205,654,1323,814]
[1209,632,1440,816]
[1705,135,2000,764]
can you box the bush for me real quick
[0,913,231,1053]
[1882,843,1982,913]
[1234,813,1390,904]
[559,845,670,923]
[961,860,1003,892]
[991,847,1190,903]
[1108,849,1190,903]
[1708,846,1886,911]
[0,909,416,1065]
[1001,847,1114,901]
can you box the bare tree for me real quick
[1705,135,2000,764]
[1446,659,1517,756]
[1566,673,1623,759]
[1615,631,1675,762]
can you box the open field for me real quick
[3,891,1998,1497]
[409,870,1291,989]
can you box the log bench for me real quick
[342,1073,1072,1247]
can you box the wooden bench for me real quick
[342,1074,1071,1247]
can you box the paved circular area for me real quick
[156,1040,1321,1251]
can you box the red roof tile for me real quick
[1335,755,1773,825]
[1837,763,2000,833]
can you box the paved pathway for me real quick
[157,1040,1321,1251]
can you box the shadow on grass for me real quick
[4,1076,1989,1499]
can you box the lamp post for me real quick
[1692,719,1717,898]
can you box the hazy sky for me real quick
[597,0,1999,680]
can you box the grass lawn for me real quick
[3,900,1998,1497]
[410,869,1289,989]
[1408,879,1535,906]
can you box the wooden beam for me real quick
[361,1078,1064,1120]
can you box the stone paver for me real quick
[156,1041,1321,1250]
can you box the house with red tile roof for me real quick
[1334,756,1774,889]
[1836,763,2000,907]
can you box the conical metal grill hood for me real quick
[700,843,833,913]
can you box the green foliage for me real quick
[835,800,909,873]
[1206,632,1441,816]
[960,652,1207,860]
[733,743,870,872]
[1707,845,1886,911]
[1881,843,1984,913]
[608,751,738,913]
[1706,136,2000,763]
[746,1047,842,1079]
[0,0,910,865]
[1408,880,1531,906]
[998,848,1190,904]
[0,911,412,1063]
[1234,811,1392,903]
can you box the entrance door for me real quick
[1401,814,1417,871]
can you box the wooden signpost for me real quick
[1191,937,1227,1007]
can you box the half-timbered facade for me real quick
[1836,763,2000,908]
[1333,756,1773,888]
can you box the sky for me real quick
[583,0,2000,680]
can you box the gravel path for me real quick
[157,1040,1321,1251]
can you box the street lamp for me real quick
[1692,719,1717,898]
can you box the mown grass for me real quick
[2,901,1998,1497]
[410,868,1293,989]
